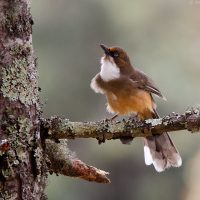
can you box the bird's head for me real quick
[100,44,130,65]
[99,44,133,81]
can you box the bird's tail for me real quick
[143,110,182,172]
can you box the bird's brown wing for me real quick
[129,69,166,100]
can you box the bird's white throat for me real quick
[100,57,120,81]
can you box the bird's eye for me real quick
[112,52,119,58]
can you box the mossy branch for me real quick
[41,108,200,143]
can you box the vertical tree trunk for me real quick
[0,0,46,199]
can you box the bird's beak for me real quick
[100,44,110,55]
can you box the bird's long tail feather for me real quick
[143,109,182,172]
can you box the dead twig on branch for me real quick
[45,140,110,183]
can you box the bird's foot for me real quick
[128,113,140,122]
[104,114,118,122]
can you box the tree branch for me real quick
[45,140,110,183]
[41,108,200,142]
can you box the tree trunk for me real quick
[0,0,46,199]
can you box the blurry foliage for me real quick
[32,0,200,199]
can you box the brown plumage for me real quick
[90,44,182,172]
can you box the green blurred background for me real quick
[31,0,200,199]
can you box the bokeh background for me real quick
[31,1,200,199]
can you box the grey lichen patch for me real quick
[46,140,74,174]
[0,111,37,184]
[1,42,39,107]
[145,118,162,126]
[17,116,34,146]
[2,113,34,149]
[49,117,72,138]
[58,119,72,135]
[107,121,124,133]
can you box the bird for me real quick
[90,44,182,172]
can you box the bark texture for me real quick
[0,0,47,199]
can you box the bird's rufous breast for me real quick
[106,89,154,119]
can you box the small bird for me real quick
[90,44,182,172]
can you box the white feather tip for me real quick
[144,146,153,165]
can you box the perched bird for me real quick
[90,44,182,172]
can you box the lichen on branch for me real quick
[41,108,200,143]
